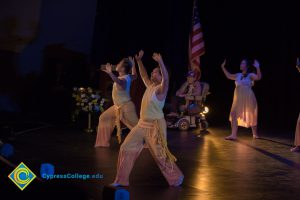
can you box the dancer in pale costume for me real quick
[112,50,184,186]
[95,57,139,147]
[290,58,300,152]
[221,59,262,140]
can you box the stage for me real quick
[1,124,300,200]
[1,0,300,199]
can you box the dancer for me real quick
[112,50,184,186]
[94,57,139,147]
[290,58,300,152]
[221,58,262,140]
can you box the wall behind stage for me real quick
[93,0,300,131]
[18,0,98,75]
[0,0,41,53]
[0,0,97,116]
[0,0,97,74]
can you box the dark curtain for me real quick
[92,0,300,130]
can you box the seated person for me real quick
[168,70,202,116]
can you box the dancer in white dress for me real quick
[290,58,300,152]
[221,59,262,140]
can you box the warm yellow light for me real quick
[203,106,209,114]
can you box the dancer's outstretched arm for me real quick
[221,59,237,80]
[152,53,169,101]
[129,56,137,80]
[250,59,262,81]
[135,50,152,87]
[102,63,127,89]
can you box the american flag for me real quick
[189,0,205,78]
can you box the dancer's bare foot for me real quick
[225,135,237,140]
[290,146,300,152]
[253,135,260,139]
[171,175,184,187]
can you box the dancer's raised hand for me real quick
[135,50,144,61]
[253,59,260,69]
[152,52,163,63]
[102,63,113,74]
[128,56,135,66]
[221,59,226,68]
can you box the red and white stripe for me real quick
[189,1,205,70]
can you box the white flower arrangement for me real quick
[71,87,106,122]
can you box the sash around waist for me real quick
[115,100,132,108]
[138,118,164,128]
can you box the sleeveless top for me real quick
[140,84,165,120]
[112,75,131,106]
[235,73,254,88]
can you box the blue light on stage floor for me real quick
[40,163,55,179]
[0,143,14,158]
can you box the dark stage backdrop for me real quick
[0,0,98,121]
[92,0,300,131]
[0,0,299,131]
